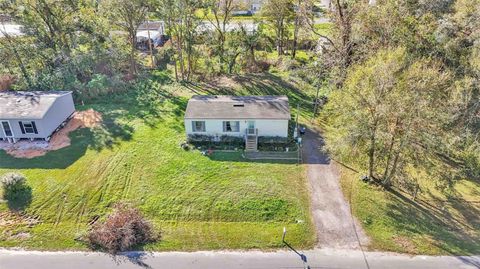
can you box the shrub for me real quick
[258,136,289,144]
[1,172,32,211]
[87,203,158,254]
[187,134,244,150]
[275,57,300,72]
[1,172,26,193]
[257,136,297,152]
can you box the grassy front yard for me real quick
[339,167,480,255]
[0,73,316,251]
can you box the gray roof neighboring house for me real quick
[0,91,72,120]
[185,95,291,120]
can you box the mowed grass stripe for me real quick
[0,91,315,250]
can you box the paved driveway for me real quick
[301,127,369,249]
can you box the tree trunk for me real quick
[177,31,185,81]
[129,33,137,75]
[368,123,378,180]
[277,19,284,56]
[382,129,398,180]
[228,52,241,74]
[173,53,179,82]
[292,12,299,59]
[249,46,256,66]
[383,150,401,187]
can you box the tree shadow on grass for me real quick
[385,188,480,255]
[0,116,134,169]
[0,77,189,169]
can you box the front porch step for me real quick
[245,138,258,152]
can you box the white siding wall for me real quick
[40,93,75,138]
[185,119,289,138]
[0,93,75,141]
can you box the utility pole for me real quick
[295,103,300,137]
[313,86,320,119]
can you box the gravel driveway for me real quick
[302,127,369,249]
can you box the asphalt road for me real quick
[1,249,479,269]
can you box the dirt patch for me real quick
[10,232,31,240]
[393,235,418,253]
[0,211,39,228]
[212,76,239,89]
[0,109,102,159]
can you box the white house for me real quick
[184,95,291,151]
[0,91,75,143]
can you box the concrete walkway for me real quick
[301,128,369,249]
[1,249,479,269]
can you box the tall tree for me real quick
[291,0,315,59]
[204,0,238,71]
[262,0,295,56]
[156,0,200,81]
[105,0,148,75]
[324,48,452,187]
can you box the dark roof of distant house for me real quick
[0,91,72,120]
[185,95,291,120]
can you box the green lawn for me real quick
[339,167,480,255]
[0,73,316,251]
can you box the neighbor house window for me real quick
[192,121,206,132]
[1,121,12,137]
[223,121,240,132]
[19,121,38,134]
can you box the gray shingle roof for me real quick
[185,95,291,120]
[0,91,72,120]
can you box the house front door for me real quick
[247,121,255,135]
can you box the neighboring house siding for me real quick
[8,119,44,139]
[0,93,75,141]
[0,120,13,139]
[185,119,288,137]
[40,93,75,138]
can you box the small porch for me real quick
[245,127,258,152]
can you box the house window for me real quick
[19,121,38,134]
[1,121,12,137]
[223,121,240,132]
[192,121,206,132]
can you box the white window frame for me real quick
[192,121,206,132]
[22,121,36,134]
[223,121,240,132]
[1,121,13,137]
